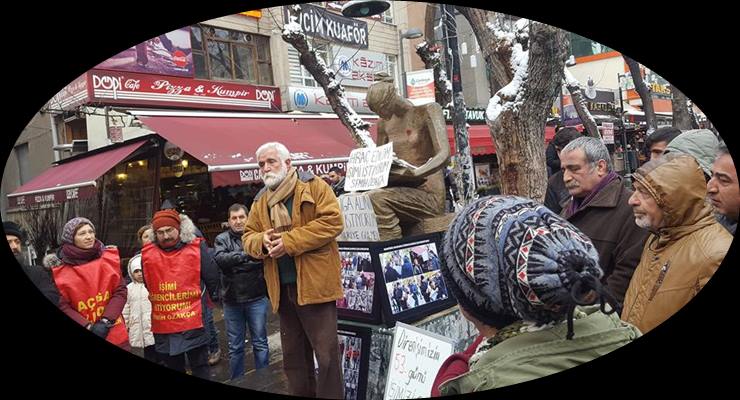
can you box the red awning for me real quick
[8,140,146,208]
[138,115,378,188]
[447,125,557,156]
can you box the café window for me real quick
[386,54,399,89]
[570,33,614,58]
[191,25,274,85]
[289,39,332,87]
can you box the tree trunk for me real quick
[442,4,475,204]
[671,86,699,130]
[282,5,375,148]
[415,42,452,106]
[624,56,657,135]
[564,68,600,139]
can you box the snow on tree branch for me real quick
[282,5,375,148]
[416,41,452,106]
[563,68,600,139]
[486,41,528,128]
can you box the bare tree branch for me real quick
[564,68,601,139]
[282,5,375,148]
[624,56,657,135]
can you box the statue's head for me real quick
[367,72,401,119]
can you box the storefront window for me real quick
[191,25,274,85]
[98,151,157,261]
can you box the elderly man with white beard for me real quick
[242,142,345,399]
[622,153,731,334]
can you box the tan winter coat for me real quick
[622,154,732,334]
[243,171,344,313]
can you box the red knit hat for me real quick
[152,209,180,232]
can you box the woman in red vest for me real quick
[52,217,129,349]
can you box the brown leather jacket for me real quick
[621,154,732,333]
[243,170,344,313]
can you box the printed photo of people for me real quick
[337,250,375,314]
[378,242,442,284]
[339,334,363,400]
[386,271,449,315]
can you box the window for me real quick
[289,40,332,87]
[386,54,399,88]
[191,25,274,85]
[570,33,613,58]
[382,5,394,24]
[15,143,30,185]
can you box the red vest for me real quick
[52,248,129,346]
[142,238,204,334]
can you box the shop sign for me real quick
[406,69,435,106]
[283,3,369,49]
[601,122,615,144]
[333,47,388,88]
[50,74,89,111]
[9,186,97,208]
[89,69,281,112]
[288,86,373,114]
[237,162,347,183]
[443,107,487,123]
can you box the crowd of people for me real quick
[5,128,737,396]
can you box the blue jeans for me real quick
[223,296,270,379]
[201,297,220,354]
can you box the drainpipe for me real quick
[49,112,60,162]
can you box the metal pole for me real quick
[49,112,60,162]
[618,74,632,187]
[398,30,407,98]
[443,4,475,203]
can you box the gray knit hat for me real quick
[441,196,617,338]
[61,217,95,244]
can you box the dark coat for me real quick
[214,229,267,304]
[561,176,649,304]
[544,170,570,215]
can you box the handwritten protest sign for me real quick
[384,322,455,399]
[344,142,394,192]
[337,193,380,241]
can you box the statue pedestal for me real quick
[402,213,456,237]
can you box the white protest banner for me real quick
[344,142,394,192]
[337,192,380,241]
[384,322,455,400]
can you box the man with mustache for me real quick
[622,153,731,333]
[5,220,59,304]
[559,137,648,303]
[707,141,738,235]
[242,142,344,399]
[141,209,220,378]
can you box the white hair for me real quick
[256,142,291,163]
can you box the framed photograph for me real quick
[336,244,382,324]
[338,324,372,400]
[374,233,457,326]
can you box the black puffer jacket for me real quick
[214,229,267,304]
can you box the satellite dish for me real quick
[584,77,597,100]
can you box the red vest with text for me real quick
[52,248,129,346]
[142,238,204,334]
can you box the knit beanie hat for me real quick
[441,195,619,339]
[3,221,23,239]
[61,217,95,244]
[152,209,180,232]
